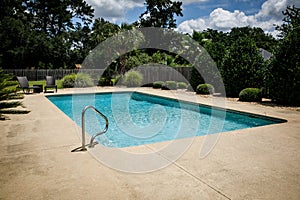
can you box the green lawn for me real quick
[29,80,63,89]
[11,80,63,92]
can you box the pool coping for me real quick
[45,88,288,123]
[45,89,288,151]
[1,87,299,200]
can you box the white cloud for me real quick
[86,0,144,20]
[256,0,289,20]
[209,8,249,30]
[177,18,207,33]
[178,0,296,36]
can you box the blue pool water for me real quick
[47,92,284,148]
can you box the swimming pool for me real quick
[47,92,285,148]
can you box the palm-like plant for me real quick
[0,69,29,120]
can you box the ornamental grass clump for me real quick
[123,70,143,87]
[62,73,94,88]
[239,88,262,102]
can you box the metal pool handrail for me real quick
[71,105,109,152]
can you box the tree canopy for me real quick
[0,0,94,69]
[138,0,183,28]
[269,6,300,105]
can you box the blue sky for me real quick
[175,0,266,23]
[85,0,299,35]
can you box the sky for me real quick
[85,0,300,36]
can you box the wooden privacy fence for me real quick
[136,66,192,84]
[3,69,105,81]
[3,67,192,82]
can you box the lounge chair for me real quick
[44,76,57,93]
[16,76,40,94]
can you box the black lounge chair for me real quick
[17,76,40,94]
[44,76,57,93]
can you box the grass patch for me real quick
[29,80,63,89]
[9,79,63,93]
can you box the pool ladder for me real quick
[71,105,109,152]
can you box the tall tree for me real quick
[90,18,120,49]
[0,0,94,69]
[139,0,183,29]
[0,0,31,68]
[25,0,94,68]
[229,27,277,53]
[25,0,94,36]
[69,23,92,66]
[269,6,300,105]
[193,29,228,69]
[222,36,265,97]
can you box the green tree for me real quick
[121,50,188,73]
[83,27,145,74]
[269,6,300,105]
[229,27,277,53]
[137,0,184,71]
[0,0,33,68]
[193,29,228,70]
[90,18,120,49]
[139,0,183,29]
[68,23,92,66]
[25,0,94,36]
[192,27,276,96]
[124,51,152,71]
[0,0,25,21]
[222,36,265,97]
[0,69,29,120]
[0,17,32,68]
[0,0,94,69]
[26,0,94,68]
[191,29,228,92]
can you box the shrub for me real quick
[62,73,94,88]
[153,81,164,89]
[0,69,29,120]
[221,37,264,97]
[123,70,143,87]
[113,75,122,86]
[177,82,188,89]
[239,88,262,102]
[62,74,76,88]
[196,84,214,94]
[75,73,94,87]
[98,77,113,86]
[142,83,153,87]
[163,81,177,90]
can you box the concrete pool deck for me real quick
[0,87,299,199]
